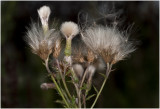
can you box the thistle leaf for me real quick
[86,94,96,101]
[93,85,98,94]
[55,100,65,105]
[99,72,107,78]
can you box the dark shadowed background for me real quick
[1,1,159,108]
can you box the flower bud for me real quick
[73,64,84,79]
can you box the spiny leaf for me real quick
[86,94,96,101]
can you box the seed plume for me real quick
[81,25,136,64]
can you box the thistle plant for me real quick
[25,5,136,108]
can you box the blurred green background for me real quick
[1,1,159,108]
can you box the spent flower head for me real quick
[25,23,58,60]
[81,25,136,64]
[53,37,62,58]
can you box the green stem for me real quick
[91,64,112,108]
[91,76,107,108]
[43,24,48,34]
[64,37,80,108]
[51,76,70,108]
[65,38,72,56]
[45,57,69,108]
[70,68,81,108]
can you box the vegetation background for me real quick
[1,1,159,108]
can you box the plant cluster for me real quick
[25,5,136,108]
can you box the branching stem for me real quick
[45,57,69,108]
[56,59,72,100]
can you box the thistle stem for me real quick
[64,37,81,108]
[45,57,69,108]
[51,76,70,108]
[80,68,88,88]
[91,64,112,108]
[65,38,72,56]
[56,59,72,100]
[77,67,89,108]
[45,58,52,74]
[91,76,107,108]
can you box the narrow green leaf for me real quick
[63,105,67,108]
[93,85,98,94]
[99,72,107,78]
[55,100,65,105]
[66,80,73,83]
[86,94,96,101]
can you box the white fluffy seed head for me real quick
[38,5,51,27]
[60,21,79,39]
[81,26,136,64]
[25,23,59,60]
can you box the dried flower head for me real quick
[72,47,85,63]
[38,5,51,31]
[53,37,62,58]
[25,23,57,60]
[87,49,96,64]
[60,21,79,39]
[81,26,136,64]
